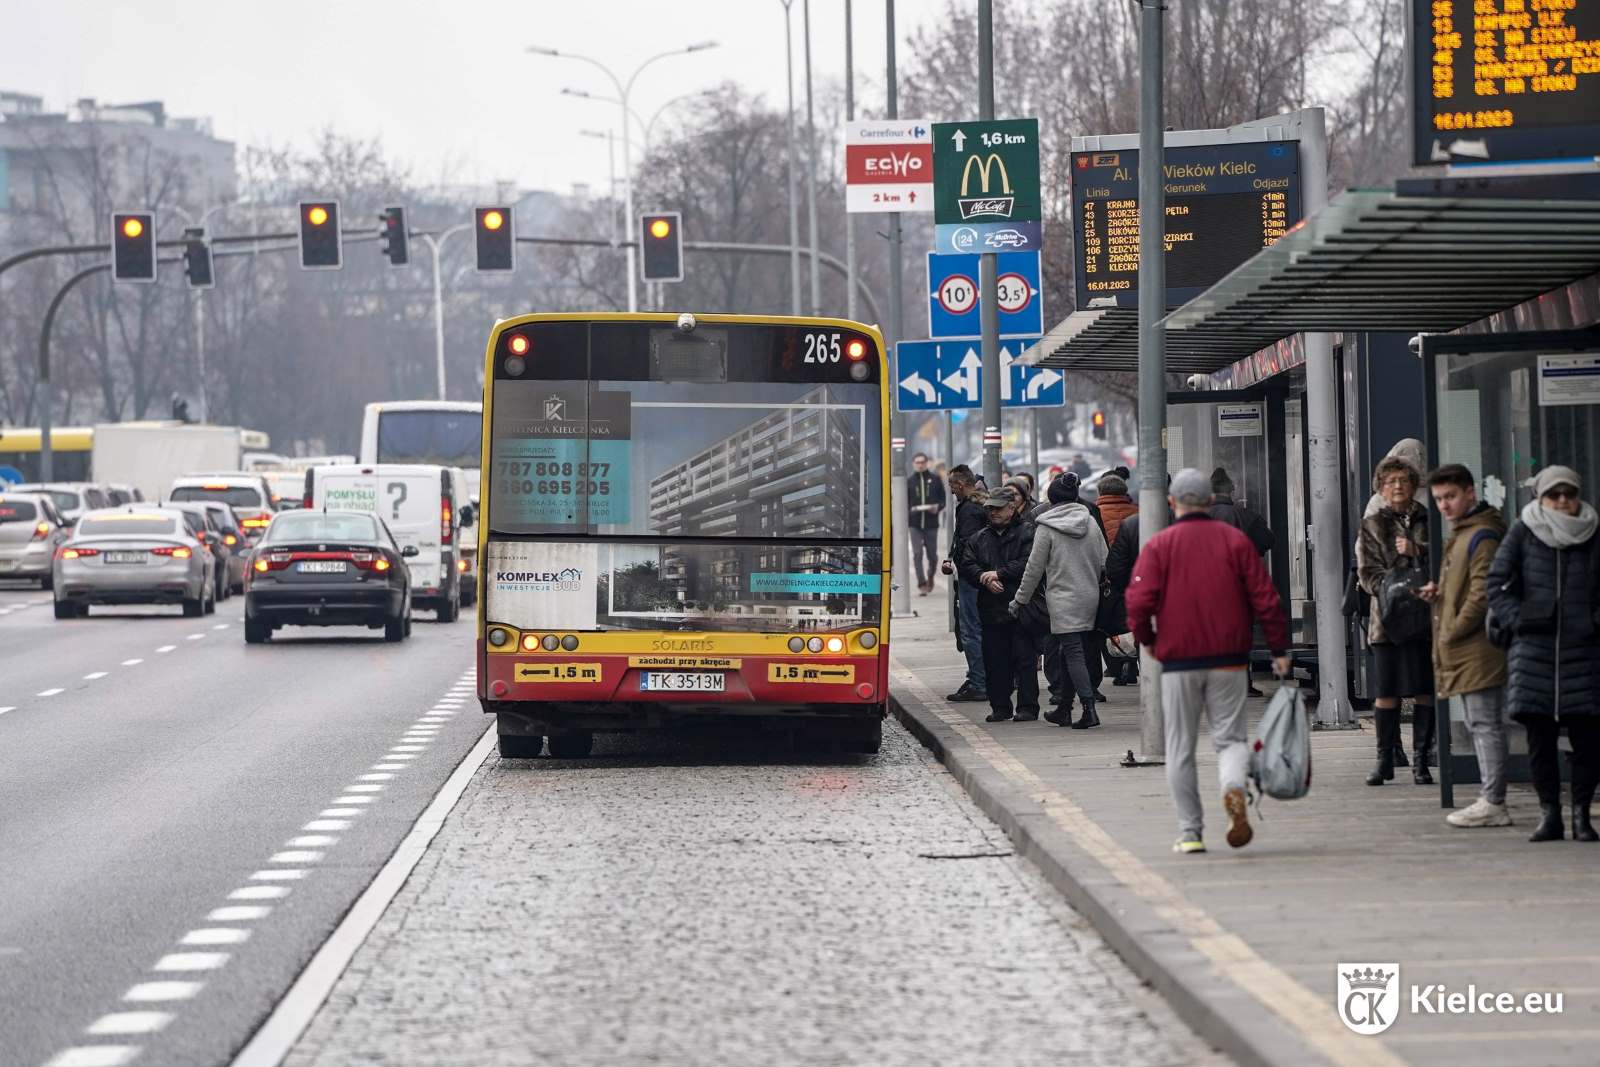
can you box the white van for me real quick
[303,464,465,621]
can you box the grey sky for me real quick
[3,0,944,195]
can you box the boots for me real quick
[1070,703,1101,729]
[1573,777,1599,842]
[1043,704,1071,727]
[1366,707,1398,786]
[1412,704,1436,785]
[1392,745,1409,769]
[1530,803,1565,842]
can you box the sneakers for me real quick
[1173,832,1206,854]
[1446,798,1513,828]
[946,683,988,703]
[1223,788,1253,849]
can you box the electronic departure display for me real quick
[1413,0,1600,164]
[1070,142,1302,310]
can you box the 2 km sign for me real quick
[932,118,1042,253]
[844,120,933,214]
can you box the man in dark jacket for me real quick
[1127,469,1290,855]
[1208,468,1273,556]
[957,486,1040,723]
[941,465,988,702]
[908,452,946,595]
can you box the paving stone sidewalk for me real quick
[888,587,1600,1067]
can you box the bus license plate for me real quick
[640,672,725,693]
[297,560,346,574]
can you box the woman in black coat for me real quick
[1486,465,1600,843]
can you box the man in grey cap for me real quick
[957,485,1042,723]
[1126,468,1291,854]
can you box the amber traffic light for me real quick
[1091,409,1107,440]
[111,211,156,283]
[298,200,342,269]
[475,206,514,272]
[639,211,682,283]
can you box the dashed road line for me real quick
[212,623,229,630]
[154,952,230,971]
[179,929,250,947]
[83,672,108,680]
[87,1011,173,1036]
[123,981,202,1002]
[208,906,271,922]
[228,886,288,901]
[155,645,176,654]
[0,707,14,716]
[121,659,143,667]
[269,851,324,865]
[302,819,349,831]
[185,633,206,641]
[37,688,63,697]
[45,1044,140,1066]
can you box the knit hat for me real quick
[1532,465,1583,498]
[1099,473,1128,497]
[1170,468,1213,507]
[1047,472,1079,505]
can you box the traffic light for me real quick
[639,211,683,283]
[182,227,214,290]
[111,211,156,283]
[475,206,514,272]
[379,206,408,266]
[298,200,342,269]
[1091,410,1107,441]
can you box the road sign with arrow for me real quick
[895,338,1061,412]
[927,250,1042,339]
[931,117,1042,253]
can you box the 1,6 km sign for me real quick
[926,251,1042,339]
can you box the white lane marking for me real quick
[44,1046,141,1066]
[382,754,417,761]
[401,732,438,739]
[302,819,350,831]
[357,773,393,782]
[229,724,496,1067]
[270,851,324,864]
[390,745,425,752]
[286,835,336,848]
[83,671,108,680]
[320,808,363,817]
[0,707,14,716]
[123,980,203,1001]
[186,633,205,641]
[156,645,176,653]
[37,688,64,697]
[87,1010,173,1035]
[345,784,384,793]
[249,869,307,881]
[121,658,143,666]
[229,886,289,900]
[332,795,375,805]
[212,623,229,630]
[208,905,271,922]
[180,928,250,946]
[370,764,405,771]
[154,952,230,971]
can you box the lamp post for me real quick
[579,128,619,246]
[416,224,471,400]
[779,0,802,315]
[167,204,230,423]
[528,40,719,313]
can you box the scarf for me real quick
[1521,499,1600,549]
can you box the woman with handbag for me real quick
[1011,477,1110,728]
[1358,456,1436,785]
[1486,466,1600,842]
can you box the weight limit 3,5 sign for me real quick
[926,251,1042,339]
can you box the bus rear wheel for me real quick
[546,731,594,759]
[497,733,544,759]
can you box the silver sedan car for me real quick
[52,507,216,619]
[0,492,71,586]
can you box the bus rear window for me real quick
[0,500,38,522]
[170,485,263,508]
[78,516,177,537]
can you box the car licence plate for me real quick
[105,551,146,564]
[297,560,347,574]
[639,672,725,693]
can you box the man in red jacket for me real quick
[1126,468,1291,855]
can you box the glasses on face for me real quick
[1544,487,1579,502]
[1381,477,1412,491]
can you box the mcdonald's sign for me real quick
[933,117,1042,252]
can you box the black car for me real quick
[244,510,415,644]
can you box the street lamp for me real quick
[579,128,619,246]
[527,40,719,312]
[563,86,718,160]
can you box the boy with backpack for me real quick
[1418,464,1511,827]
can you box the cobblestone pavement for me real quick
[285,720,1228,1066]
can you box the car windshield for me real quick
[266,513,379,543]
[171,485,264,508]
[78,515,178,537]
[0,499,39,522]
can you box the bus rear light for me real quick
[849,361,870,381]
[788,636,804,653]
[857,631,878,650]
[491,680,509,697]
[507,333,530,355]
[541,634,560,651]
[825,636,844,653]
[522,634,540,651]
[856,683,875,700]
[846,339,867,360]
[806,637,823,653]
[488,627,511,647]
[560,635,578,651]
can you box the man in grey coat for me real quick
[1010,495,1109,727]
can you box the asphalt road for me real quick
[0,580,482,1067]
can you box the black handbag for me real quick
[1378,558,1431,644]
[1341,566,1369,618]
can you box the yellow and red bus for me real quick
[475,312,890,758]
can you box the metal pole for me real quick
[1300,108,1353,726]
[620,88,638,314]
[40,263,112,482]
[195,294,208,422]
[887,0,911,618]
[1136,0,1168,763]
[1029,408,1039,479]
[782,1,802,316]
[429,235,447,399]
[844,0,857,321]
[977,0,1002,489]
[803,0,822,315]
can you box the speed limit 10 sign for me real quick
[926,250,1042,340]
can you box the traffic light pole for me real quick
[417,224,472,401]
[977,0,1003,491]
[36,263,110,482]
[886,0,911,618]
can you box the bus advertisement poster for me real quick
[491,384,632,527]
[485,540,599,630]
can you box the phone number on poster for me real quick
[497,479,613,496]
[496,461,612,478]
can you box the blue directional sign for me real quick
[927,251,1042,339]
[895,338,1063,412]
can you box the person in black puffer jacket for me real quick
[1487,465,1600,843]
[957,486,1040,724]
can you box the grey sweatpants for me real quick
[1460,688,1507,805]
[1162,667,1251,836]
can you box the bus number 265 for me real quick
[803,332,843,364]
